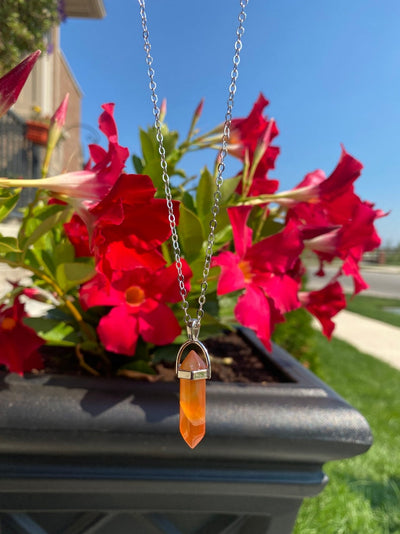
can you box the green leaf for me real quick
[24,248,41,270]
[220,175,241,205]
[142,159,164,192]
[152,344,179,364]
[21,205,70,251]
[0,236,21,254]
[218,291,242,323]
[41,249,56,275]
[189,258,219,296]
[214,209,232,246]
[56,262,95,292]
[54,240,75,266]
[214,221,233,249]
[250,212,284,240]
[196,167,215,223]
[23,317,79,346]
[178,204,204,262]
[139,128,158,163]
[162,128,179,155]
[181,191,196,212]
[173,168,186,178]
[0,189,20,222]
[198,310,234,339]
[132,154,144,173]
[261,219,284,238]
[118,359,156,375]
[139,126,181,194]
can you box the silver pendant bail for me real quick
[176,319,211,380]
[187,318,201,341]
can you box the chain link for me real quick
[138,0,248,328]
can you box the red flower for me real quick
[63,175,174,272]
[213,206,303,350]
[54,105,178,272]
[0,50,41,118]
[80,262,191,356]
[286,147,383,294]
[303,147,362,204]
[89,173,179,275]
[230,94,278,159]
[0,296,44,375]
[299,282,346,338]
[230,93,280,196]
[86,103,129,191]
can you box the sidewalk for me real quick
[314,311,400,371]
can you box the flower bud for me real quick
[42,93,69,177]
[0,51,41,118]
[194,98,204,120]
[159,98,167,122]
[51,92,69,130]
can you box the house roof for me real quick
[64,0,106,19]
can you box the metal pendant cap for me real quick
[176,330,211,381]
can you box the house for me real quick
[0,0,106,189]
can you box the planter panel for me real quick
[0,330,372,533]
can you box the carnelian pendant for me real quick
[179,349,207,449]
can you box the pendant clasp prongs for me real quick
[176,320,211,380]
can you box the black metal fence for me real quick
[0,110,41,212]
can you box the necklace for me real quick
[138,0,249,448]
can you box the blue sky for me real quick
[61,0,400,245]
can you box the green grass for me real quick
[346,295,400,328]
[293,333,400,534]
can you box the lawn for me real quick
[345,294,400,328]
[293,333,400,534]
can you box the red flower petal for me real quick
[80,273,122,310]
[256,273,300,314]
[0,296,44,375]
[248,219,303,274]
[341,255,369,295]
[150,260,192,303]
[320,146,363,202]
[99,103,118,142]
[213,251,245,295]
[235,284,281,351]
[139,303,182,346]
[64,214,91,257]
[88,143,107,164]
[227,206,253,258]
[101,242,166,274]
[98,306,140,356]
[300,281,346,339]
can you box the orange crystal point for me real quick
[179,349,207,449]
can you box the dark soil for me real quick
[40,330,293,384]
[156,331,293,384]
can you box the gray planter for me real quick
[0,329,372,534]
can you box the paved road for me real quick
[307,264,400,298]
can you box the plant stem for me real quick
[76,344,100,376]
[254,207,269,242]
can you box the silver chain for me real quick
[138,0,248,329]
